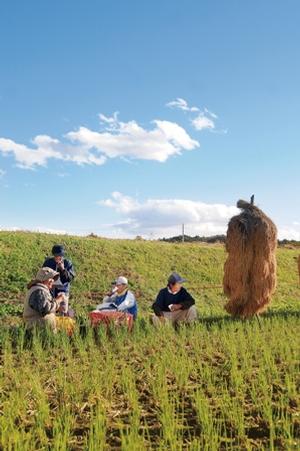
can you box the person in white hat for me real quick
[95,276,138,319]
[23,267,65,332]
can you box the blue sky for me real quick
[0,0,299,239]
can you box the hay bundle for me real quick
[223,199,277,317]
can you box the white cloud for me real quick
[0,225,67,235]
[67,118,199,163]
[0,168,5,177]
[34,226,68,235]
[99,111,120,127]
[167,98,219,132]
[0,136,64,169]
[192,115,215,131]
[278,225,300,241]
[0,113,199,169]
[98,192,239,238]
[0,226,21,232]
[99,193,300,241]
[166,98,199,112]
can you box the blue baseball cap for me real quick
[168,272,187,284]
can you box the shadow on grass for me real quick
[197,308,300,329]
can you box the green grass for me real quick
[0,231,299,449]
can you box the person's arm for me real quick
[42,258,51,268]
[117,291,136,312]
[96,294,117,310]
[28,289,58,316]
[57,260,75,284]
[180,290,195,310]
[152,290,165,316]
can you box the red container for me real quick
[89,311,134,331]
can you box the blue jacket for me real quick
[43,257,75,297]
[114,290,138,319]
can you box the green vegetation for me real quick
[0,231,299,449]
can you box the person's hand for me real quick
[169,304,182,312]
[55,257,64,270]
[56,294,65,304]
[58,304,65,313]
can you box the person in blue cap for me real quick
[43,244,75,317]
[152,272,197,326]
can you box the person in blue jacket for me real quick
[96,276,138,319]
[43,244,75,317]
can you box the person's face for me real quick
[44,278,54,289]
[54,255,63,264]
[116,283,126,294]
[170,282,181,293]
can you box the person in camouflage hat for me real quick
[23,267,65,332]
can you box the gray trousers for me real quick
[152,305,197,326]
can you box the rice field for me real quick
[0,232,299,449]
[1,316,299,450]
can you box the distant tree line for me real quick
[159,235,300,246]
[159,234,226,243]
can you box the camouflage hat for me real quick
[36,267,59,282]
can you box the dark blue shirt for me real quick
[43,257,75,297]
[152,287,195,316]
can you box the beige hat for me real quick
[35,267,59,282]
[116,276,128,285]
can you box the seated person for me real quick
[152,272,197,326]
[95,276,137,319]
[24,267,65,332]
[43,244,75,317]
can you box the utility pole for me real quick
[182,223,185,243]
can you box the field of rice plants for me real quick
[0,232,299,449]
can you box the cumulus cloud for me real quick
[0,112,199,169]
[98,192,239,238]
[0,136,64,169]
[67,117,199,163]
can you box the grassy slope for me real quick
[0,231,299,317]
